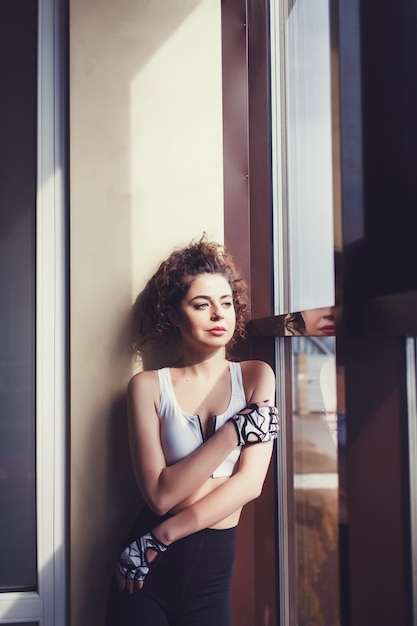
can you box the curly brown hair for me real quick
[133,236,248,352]
[284,311,306,336]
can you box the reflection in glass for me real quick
[285,307,336,337]
[292,336,339,625]
[248,307,339,341]
[0,1,37,591]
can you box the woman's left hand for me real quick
[230,403,279,446]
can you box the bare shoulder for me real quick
[239,360,276,403]
[240,359,275,380]
[127,369,159,398]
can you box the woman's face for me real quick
[300,307,335,336]
[174,273,236,350]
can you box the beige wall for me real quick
[70,1,224,624]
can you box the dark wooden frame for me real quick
[221,1,278,625]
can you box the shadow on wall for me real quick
[96,291,183,625]
[131,286,183,371]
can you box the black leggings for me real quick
[105,507,237,626]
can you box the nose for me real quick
[210,305,224,320]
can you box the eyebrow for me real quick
[189,294,232,302]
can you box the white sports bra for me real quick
[157,361,246,478]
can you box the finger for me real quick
[126,578,135,594]
[115,568,126,592]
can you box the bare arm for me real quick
[127,371,240,515]
[118,439,275,593]
[154,438,274,545]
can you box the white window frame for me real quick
[406,339,417,626]
[0,0,67,623]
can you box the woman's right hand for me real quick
[230,403,279,446]
[116,531,168,593]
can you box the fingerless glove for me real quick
[230,403,279,446]
[117,531,168,582]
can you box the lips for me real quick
[318,325,335,335]
[208,326,227,336]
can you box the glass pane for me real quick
[292,336,339,626]
[0,0,38,591]
[287,0,334,311]
[272,0,335,313]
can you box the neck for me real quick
[174,346,228,373]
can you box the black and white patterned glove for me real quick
[117,531,168,582]
[230,403,279,446]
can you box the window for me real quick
[269,0,340,621]
[0,0,67,623]
[0,0,37,593]
[270,0,335,315]
[288,337,339,626]
[224,1,417,623]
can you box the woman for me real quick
[105,237,278,626]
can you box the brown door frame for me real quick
[221,2,278,625]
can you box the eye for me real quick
[222,301,233,308]
[193,302,209,310]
